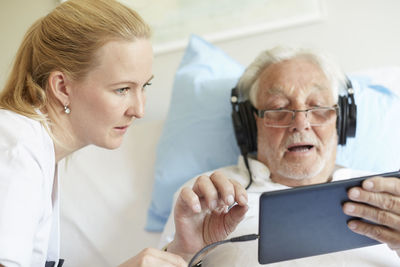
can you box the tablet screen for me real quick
[258,170,400,264]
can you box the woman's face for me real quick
[66,39,153,149]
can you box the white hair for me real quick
[237,46,348,106]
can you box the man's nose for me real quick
[126,91,145,118]
[289,111,310,132]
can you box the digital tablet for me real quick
[258,170,400,264]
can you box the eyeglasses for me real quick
[255,105,338,128]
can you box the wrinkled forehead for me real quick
[256,57,335,104]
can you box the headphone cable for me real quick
[243,153,253,190]
[187,233,259,267]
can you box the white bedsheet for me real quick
[59,120,163,267]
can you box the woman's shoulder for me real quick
[0,109,53,162]
[0,109,48,139]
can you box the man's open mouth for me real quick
[287,144,314,152]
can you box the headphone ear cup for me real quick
[337,79,357,146]
[242,101,257,152]
[231,105,248,154]
[336,101,341,144]
[231,97,258,154]
[337,95,347,145]
[236,101,257,154]
[346,95,357,138]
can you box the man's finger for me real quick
[343,202,400,231]
[177,186,202,214]
[230,178,248,206]
[362,177,400,195]
[346,220,400,251]
[210,171,236,206]
[192,175,219,210]
[223,204,249,234]
[347,186,400,215]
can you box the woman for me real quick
[0,0,248,266]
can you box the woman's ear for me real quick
[48,71,70,106]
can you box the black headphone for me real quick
[231,78,357,156]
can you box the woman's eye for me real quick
[142,82,152,90]
[115,87,130,95]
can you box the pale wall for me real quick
[0,0,57,88]
[1,0,400,122]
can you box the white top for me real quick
[0,110,60,267]
[160,156,400,266]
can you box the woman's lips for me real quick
[114,125,129,133]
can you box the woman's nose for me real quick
[126,91,145,118]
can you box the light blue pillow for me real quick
[145,35,244,232]
[146,35,400,232]
[336,74,400,172]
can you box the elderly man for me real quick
[162,46,400,266]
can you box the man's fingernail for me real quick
[210,200,217,209]
[239,195,247,204]
[364,181,374,190]
[350,189,360,198]
[226,195,234,205]
[345,204,355,213]
[348,221,357,230]
[224,205,229,214]
[193,204,201,213]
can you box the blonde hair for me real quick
[0,0,151,121]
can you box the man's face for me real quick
[255,57,338,186]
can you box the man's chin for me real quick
[276,161,325,182]
[277,171,314,181]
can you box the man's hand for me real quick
[343,176,400,256]
[167,171,248,262]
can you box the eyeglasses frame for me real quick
[253,105,339,128]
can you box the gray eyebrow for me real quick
[265,86,285,95]
[266,83,329,95]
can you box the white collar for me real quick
[237,155,289,192]
[236,155,362,192]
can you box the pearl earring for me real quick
[64,105,71,114]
